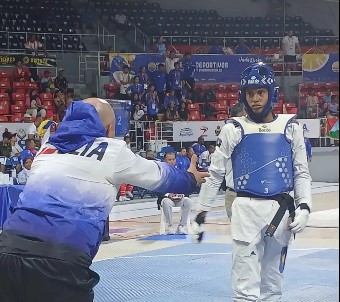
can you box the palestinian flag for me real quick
[328,120,339,140]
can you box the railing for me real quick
[97,22,116,51]
[127,19,150,52]
[0,31,116,53]
[153,35,339,50]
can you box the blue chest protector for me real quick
[231,115,296,197]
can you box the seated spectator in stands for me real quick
[165,50,181,73]
[13,61,32,82]
[209,41,225,54]
[0,131,13,160]
[203,102,217,120]
[19,139,37,164]
[323,89,333,104]
[54,90,65,111]
[26,89,46,118]
[187,147,195,161]
[230,102,247,118]
[130,93,140,113]
[23,113,32,123]
[329,95,339,116]
[24,34,43,55]
[41,70,54,92]
[178,102,189,121]
[54,68,68,94]
[164,90,179,109]
[10,133,22,157]
[114,10,129,33]
[168,62,183,101]
[176,147,190,171]
[306,89,319,118]
[235,38,251,54]
[28,116,42,147]
[155,36,167,55]
[318,102,329,118]
[126,76,144,100]
[198,145,215,170]
[192,136,206,157]
[17,156,33,185]
[165,101,180,121]
[146,85,159,121]
[180,81,192,104]
[138,66,150,91]
[112,65,133,100]
[57,95,73,122]
[146,150,158,161]
[158,152,193,235]
[153,63,168,109]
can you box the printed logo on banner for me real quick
[148,62,157,72]
[200,126,208,134]
[179,127,193,137]
[215,126,221,136]
[17,128,27,140]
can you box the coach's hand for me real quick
[187,154,210,185]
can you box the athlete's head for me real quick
[240,62,278,123]
[83,98,115,138]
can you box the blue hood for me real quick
[49,101,106,153]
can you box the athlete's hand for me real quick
[187,154,210,185]
[289,208,309,233]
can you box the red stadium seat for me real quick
[12,92,25,102]
[276,99,284,108]
[216,100,228,112]
[13,81,26,91]
[229,99,239,108]
[279,92,285,99]
[0,78,11,90]
[0,115,9,122]
[216,93,228,101]
[188,110,201,121]
[284,103,297,109]
[14,100,25,107]
[10,115,23,122]
[273,107,283,114]
[286,107,298,114]
[40,93,54,101]
[229,84,240,92]
[104,83,120,92]
[0,103,10,115]
[325,82,339,90]
[0,70,12,78]
[216,113,229,121]
[215,84,230,92]
[228,92,239,100]
[26,81,39,90]
[312,82,326,90]
[11,105,25,113]
[0,92,10,102]
[42,100,54,110]
[188,103,200,111]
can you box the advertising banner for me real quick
[109,53,265,84]
[0,54,57,67]
[297,119,321,138]
[302,53,339,82]
[0,123,31,141]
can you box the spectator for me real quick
[54,90,65,112]
[155,36,167,55]
[164,90,179,109]
[165,50,180,73]
[58,95,73,122]
[145,84,159,121]
[114,11,129,33]
[186,147,195,161]
[198,145,215,170]
[176,147,190,171]
[41,70,54,92]
[126,76,144,100]
[28,116,42,142]
[158,152,193,235]
[203,101,217,120]
[26,89,46,118]
[137,66,150,91]
[130,93,141,113]
[165,101,180,121]
[24,34,43,54]
[282,30,301,72]
[168,62,183,101]
[19,139,37,164]
[10,133,22,157]
[323,89,333,104]
[17,157,33,185]
[318,102,329,117]
[152,63,168,109]
[230,102,246,117]
[112,65,133,100]
[23,113,32,123]
[180,52,196,92]
[209,41,225,54]
[304,133,312,163]
[132,104,145,150]
[54,68,68,94]
[124,134,131,150]
[13,61,32,82]
[235,38,251,55]
[178,102,189,121]
[0,131,13,159]
[192,136,206,156]
[180,81,192,104]
[306,89,319,118]
[146,150,158,161]
[329,95,339,116]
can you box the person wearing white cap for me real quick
[23,113,32,123]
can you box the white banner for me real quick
[173,119,321,142]
[0,123,32,141]
[173,121,226,142]
[297,119,320,138]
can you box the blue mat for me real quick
[92,244,339,302]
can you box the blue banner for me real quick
[303,54,339,82]
[115,107,130,138]
[109,53,266,84]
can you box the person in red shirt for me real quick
[13,61,32,82]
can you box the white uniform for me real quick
[197,116,312,301]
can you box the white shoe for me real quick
[176,225,187,235]
[166,226,176,235]
[119,196,130,202]
[126,191,134,199]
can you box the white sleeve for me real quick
[196,123,242,212]
[287,122,312,210]
[28,124,36,135]
[112,71,121,84]
[110,145,198,195]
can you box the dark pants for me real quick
[0,231,99,302]
[157,91,166,110]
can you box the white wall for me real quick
[152,0,339,35]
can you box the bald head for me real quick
[83,98,115,138]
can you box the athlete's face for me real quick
[245,88,269,114]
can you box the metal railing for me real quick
[97,22,116,51]
[153,35,339,50]
[126,19,150,52]
[0,31,116,53]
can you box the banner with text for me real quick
[110,53,266,84]
[302,53,339,83]
[173,119,321,142]
[0,123,31,141]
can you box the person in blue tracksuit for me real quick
[176,147,191,171]
[0,98,209,302]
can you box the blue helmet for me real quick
[239,62,278,122]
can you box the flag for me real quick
[328,120,339,140]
